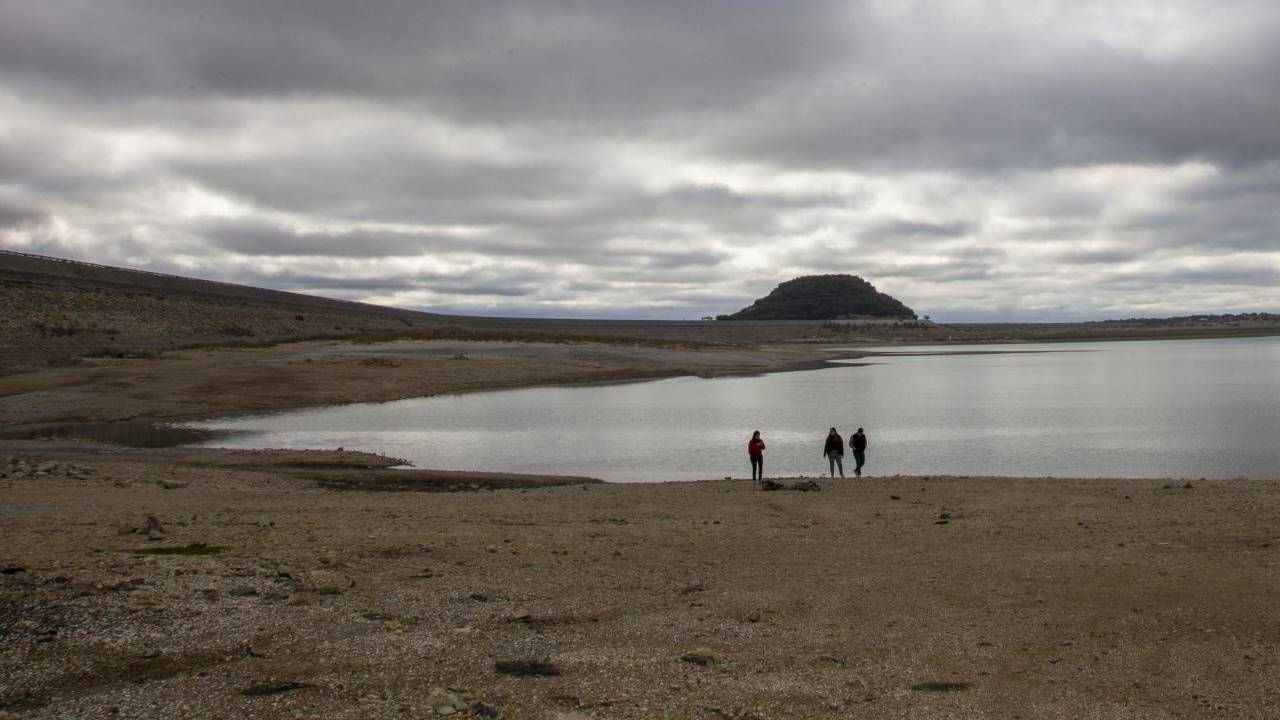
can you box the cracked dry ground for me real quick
[2,457,1279,719]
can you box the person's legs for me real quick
[827,453,835,477]
[751,455,763,481]
[835,455,844,477]
[853,450,865,476]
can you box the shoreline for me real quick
[4,332,1278,717]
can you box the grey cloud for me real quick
[1052,246,1143,265]
[859,219,973,245]
[1103,264,1279,288]
[2,2,1279,320]
[712,5,1280,173]
[201,219,449,258]
[0,198,47,228]
[0,2,851,126]
[238,274,423,293]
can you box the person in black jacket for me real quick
[850,427,868,477]
[823,427,844,478]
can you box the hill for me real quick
[0,252,950,371]
[723,274,916,320]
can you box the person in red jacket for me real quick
[747,430,766,481]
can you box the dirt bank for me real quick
[0,338,841,428]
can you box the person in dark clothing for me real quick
[747,430,766,481]
[823,427,844,478]
[850,427,867,477]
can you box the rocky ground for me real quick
[2,446,1279,719]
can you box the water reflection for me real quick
[1,421,221,448]
[187,336,1280,482]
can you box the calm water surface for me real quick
[188,336,1280,481]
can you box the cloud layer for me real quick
[2,1,1277,320]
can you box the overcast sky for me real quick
[2,1,1278,321]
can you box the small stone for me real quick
[680,648,720,666]
[494,659,560,677]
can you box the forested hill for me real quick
[723,275,916,320]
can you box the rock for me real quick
[241,681,316,696]
[227,585,259,597]
[427,688,470,715]
[759,479,821,492]
[493,659,561,677]
[36,461,59,473]
[120,514,166,536]
[680,648,720,666]
[296,570,354,595]
[160,480,188,490]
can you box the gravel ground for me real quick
[3,449,1278,719]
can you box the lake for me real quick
[186,336,1280,482]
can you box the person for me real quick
[823,427,844,478]
[850,427,867,477]
[747,430,766,481]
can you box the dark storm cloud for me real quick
[1,1,1278,320]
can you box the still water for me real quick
[188,336,1280,482]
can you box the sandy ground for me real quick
[2,446,1278,719]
